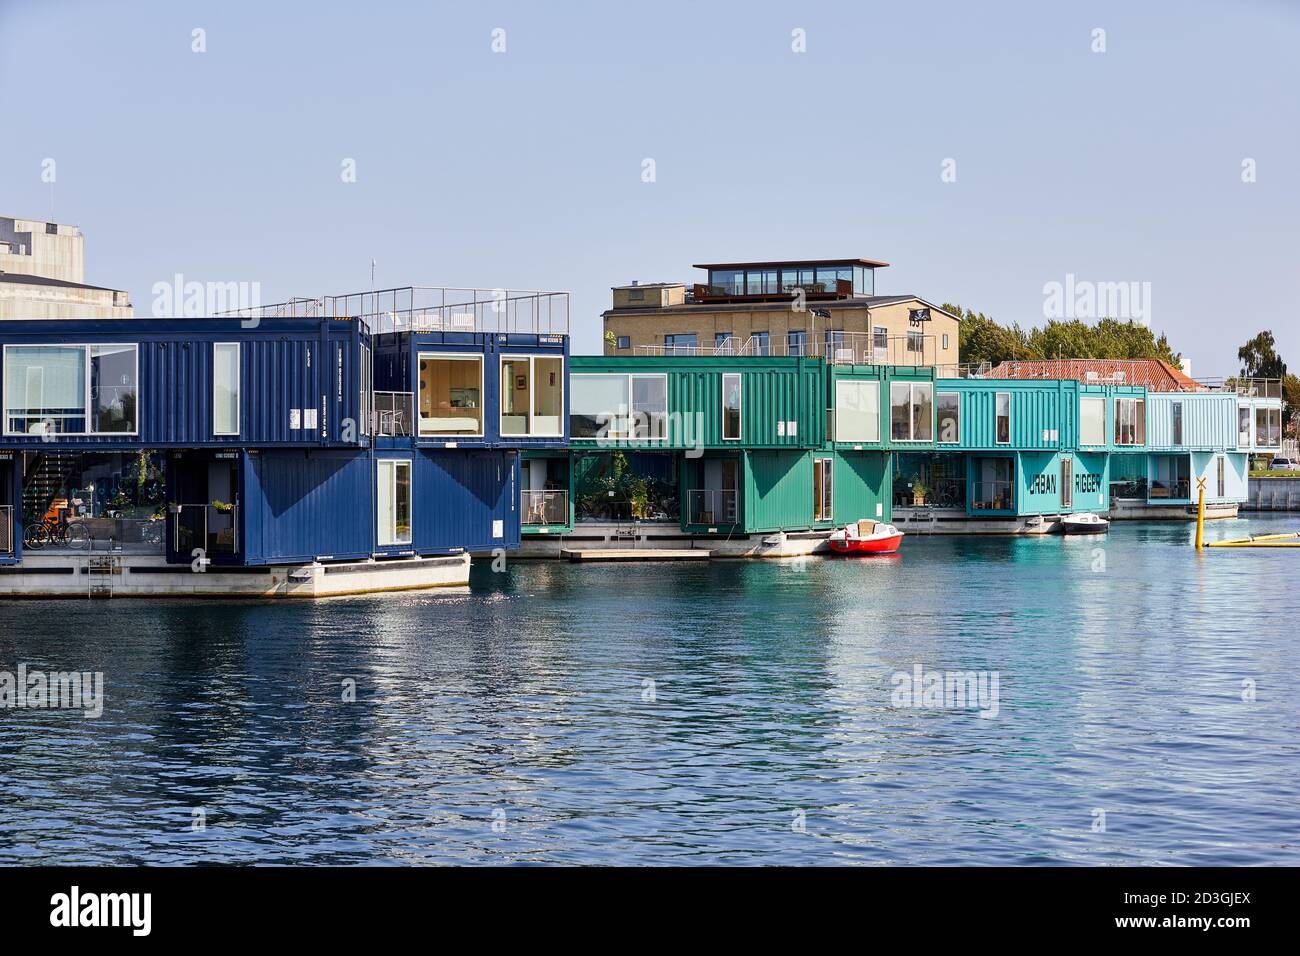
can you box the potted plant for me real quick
[911,475,928,506]
[210,499,234,514]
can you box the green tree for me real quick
[945,303,1181,366]
[1238,330,1287,379]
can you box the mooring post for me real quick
[1195,476,1207,550]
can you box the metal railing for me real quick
[637,332,937,366]
[933,362,995,379]
[372,391,413,437]
[522,490,569,526]
[0,506,11,554]
[686,489,738,525]
[173,504,239,555]
[220,286,569,335]
[970,480,1014,511]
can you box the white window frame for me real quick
[936,390,961,444]
[2,343,140,437]
[889,381,933,443]
[213,342,241,436]
[833,379,881,443]
[813,457,834,522]
[569,372,668,441]
[995,391,1011,445]
[500,354,565,439]
[722,372,742,441]
[376,458,413,547]
[1216,454,1226,498]
[1079,396,1106,447]
[1114,397,1145,447]
[418,352,485,438]
[1254,405,1282,449]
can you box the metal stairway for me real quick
[23,452,80,519]
[85,555,119,598]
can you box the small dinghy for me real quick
[1060,512,1110,535]
[827,519,904,555]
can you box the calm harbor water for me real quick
[1,514,1297,866]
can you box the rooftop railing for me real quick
[219,286,569,335]
[636,332,937,366]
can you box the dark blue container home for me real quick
[0,288,568,571]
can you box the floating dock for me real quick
[562,548,710,562]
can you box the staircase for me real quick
[22,452,80,519]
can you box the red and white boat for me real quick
[827,520,904,555]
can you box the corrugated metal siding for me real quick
[1147,393,1237,450]
[0,319,366,449]
[411,449,520,552]
[833,451,889,525]
[571,356,824,451]
[743,449,814,532]
[940,381,1068,451]
[242,449,374,564]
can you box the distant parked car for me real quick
[1267,457,1300,471]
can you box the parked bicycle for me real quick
[22,513,91,550]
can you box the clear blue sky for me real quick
[3,0,1297,375]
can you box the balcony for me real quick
[970,480,1014,512]
[522,490,569,526]
[686,489,738,525]
[1150,479,1191,500]
[372,391,413,437]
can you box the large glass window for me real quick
[813,458,833,522]
[1115,398,1146,446]
[1239,405,1252,446]
[418,354,483,436]
[663,334,697,354]
[995,392,1011,444]
[787,330,807,356]
[722,373,742,440]
[834,379,880,443]
[1255,406,1281,448]
[890,382,933,442]
[937,391,960,444]
[213,343,240,436]
[570,373,667,440]
[4,344,137,435]
[1080,397,1105,446]
[710,270,744,295]
[501,355,564,437]
[376,459,412,547]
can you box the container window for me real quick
[571,374,627,439]
[4,344,138,436]
[213,343,240,436]
[890,382,932,442]
[501,355,564,437]
[631,374,667,439]
[376,459,412,547]
[1061,457,1073,508]
[834,379,880,443]
[1238,405,1251,446]
[419,354,483,436]
[936,391,960,444]
[1216,455,1226,498]
[1079,397,1105,446]
[1254,406,1281,448]
[995,392,1011,444]
[1171,401,1183,446]
[722,373,742,440]
[1114,398,1146,446]
[813,458,833,522]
